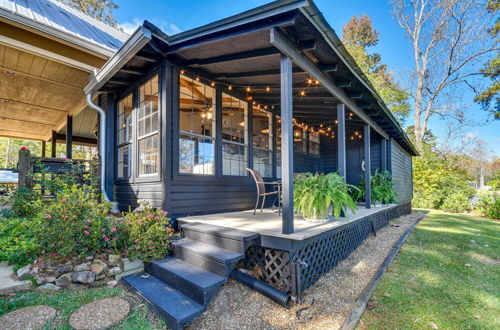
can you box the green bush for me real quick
[34,185,114,256]
[121,202,174,262]
[294,172,358,219]
[440,190,470,213]
[475,192,500,219]
[0,216,39,267]
[352,170,398,205]
[10,187,42,218]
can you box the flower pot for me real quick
[302,205,333,223]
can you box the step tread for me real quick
[123,273,204,327]
[180,222,259,241]
[152,257,226,290]
[173,238,243,264]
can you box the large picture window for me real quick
[117,94,133,179]
[179,74,215,175]
[137,75,159,176]
[252,106,273,177]
[222,93,248,176]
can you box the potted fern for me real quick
[352,170,398,206]
[294,172,358,222]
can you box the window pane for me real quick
[179,134,214,175]
[293,125,306,153]
[117,94,133,145]
[117,145,130,178]
[254,149,272,178]
[222,142,247,176]
[138,134,159,175]
[222,93,247,144]
[138,75,159,139]
[309,132,320,155]
[179,74,215,137]
[252,106,272,150]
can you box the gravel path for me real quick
[188,212,425,330]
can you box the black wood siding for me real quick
[321,136,337,173]
[114,182,163,211]
[391,140,413,203]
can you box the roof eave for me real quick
[84,26,152,95]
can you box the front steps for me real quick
[123,222,259,329]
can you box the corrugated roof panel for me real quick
[0,0,129,53]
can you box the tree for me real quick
[60,0,119,26]
[392,0,499,151]
[342,15,411,124]
[474,0,499,119]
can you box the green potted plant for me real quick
[352,170,398,206]
[294,172,359,222]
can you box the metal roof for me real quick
[0,0,129,56]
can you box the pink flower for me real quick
[102,234,106,238]
[147,213,153,218]
[78,202,83,206]
[127,221,131,225]
[63,215,69,219]
[84,231,90,235]
[104,238,110,241]
[135,239,140,243]
[101,228,105,232]
[154,216,159,220]
[110,227,117,232]
[83,225,89,229]
[136,245,141,250]
[150,246,156,249]
[87,219,92,223]
[163,211,168,215]
[61,199,67,203]
[45,215,52,219]
[113,237,118,241]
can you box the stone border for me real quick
[340,212,428,330]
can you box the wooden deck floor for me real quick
[177,204,397,241]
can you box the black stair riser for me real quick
[174,247,235,277]
[183,228,248,253]
[145,262,220,306]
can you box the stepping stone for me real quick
[0,305,56,330]
[0,261,31,295]
[69,297,130,330]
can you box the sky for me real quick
[114,0,500,157]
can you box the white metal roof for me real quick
[0,0,129,56]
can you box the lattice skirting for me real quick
[241,201,412,296]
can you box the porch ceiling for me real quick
[0,43,88,141]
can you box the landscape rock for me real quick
[90,263,106,275]
[69,297,130,330]
[107,280,118,288]
[55,264,73,276]
[115,267,144,280]
[55,273,72,288]
[95,273,106,280]
[71,271,95,284]
[35,273,56,285]
[73,263,90,272]
[108,254,121,265]
[68,283,86,291]
[16,265,31,280]
[37,283,61,291]
[122,258,144,272]
[0,305,56,330]
[106,266,122,276]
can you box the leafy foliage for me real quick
[440,191,470,213]
[60,0,119,26]
[352,170,398,205]
[342,15,410,124]
[121,202,174,262]
[294,173,358,219]
[0,216,39,267]
[10,187,41,218]
[475,192,500,219]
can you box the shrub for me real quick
[294,172,358,219]
[0,216,39,267]
[10,187,42,217]
[440,190,470,213]
[34,185,114,256]
[475,192,500,219]
[121,202,174,262]
[352,170,398,205]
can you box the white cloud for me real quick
[119,18,182,35]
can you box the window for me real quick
[179,74,215,175]
[137,75,160,176]
[309,131,320,156]
[117,94,133,178]
[293,125,307,153]
[222,93,248,176]
[252,106,273,177]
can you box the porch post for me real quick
[337,103,346,178]
[280,54,294,234]
[41,141,46,157]
[364,125,371,208]
[381,138,387,172]
[51,130,57,158]
[66,115,73,159]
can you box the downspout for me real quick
[86,92,111,202]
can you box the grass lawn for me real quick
[0,286,166,329]
[361,210,499,329]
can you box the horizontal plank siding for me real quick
[391,140,413,203]
[114,183,163,211]
[370,132,381,175]
[321,136,337,173]
[294,152,322,173]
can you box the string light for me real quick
[195,76,200,82]
[246,86,251,93]
[228,85,233,91]
[180,69,185,74]
[210,81,215,87]
[300,90,306,96]
[266,86,271,92]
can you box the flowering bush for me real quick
[121,202,174,262]
[34,185,114,256]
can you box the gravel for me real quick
[0,305,56,330]
[69,297,130,330]
[188,212,425,329]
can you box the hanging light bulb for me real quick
[307,78,313,84]
[300,90,306,96]
[264,105,268,110]
[335,119,339,124]
[210,81,215,87]
[228,85,233,91]
[246,86,251,93]
[195,76,200,82]
[315,80,320,85]
[265,86,270,93]
[180,69,185,74]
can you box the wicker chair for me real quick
[247,168,281,215]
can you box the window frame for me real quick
[252,105,273,178]
[116,93,134,182]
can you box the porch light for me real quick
[228,85,233,91]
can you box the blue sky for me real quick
[115,0,500,156]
